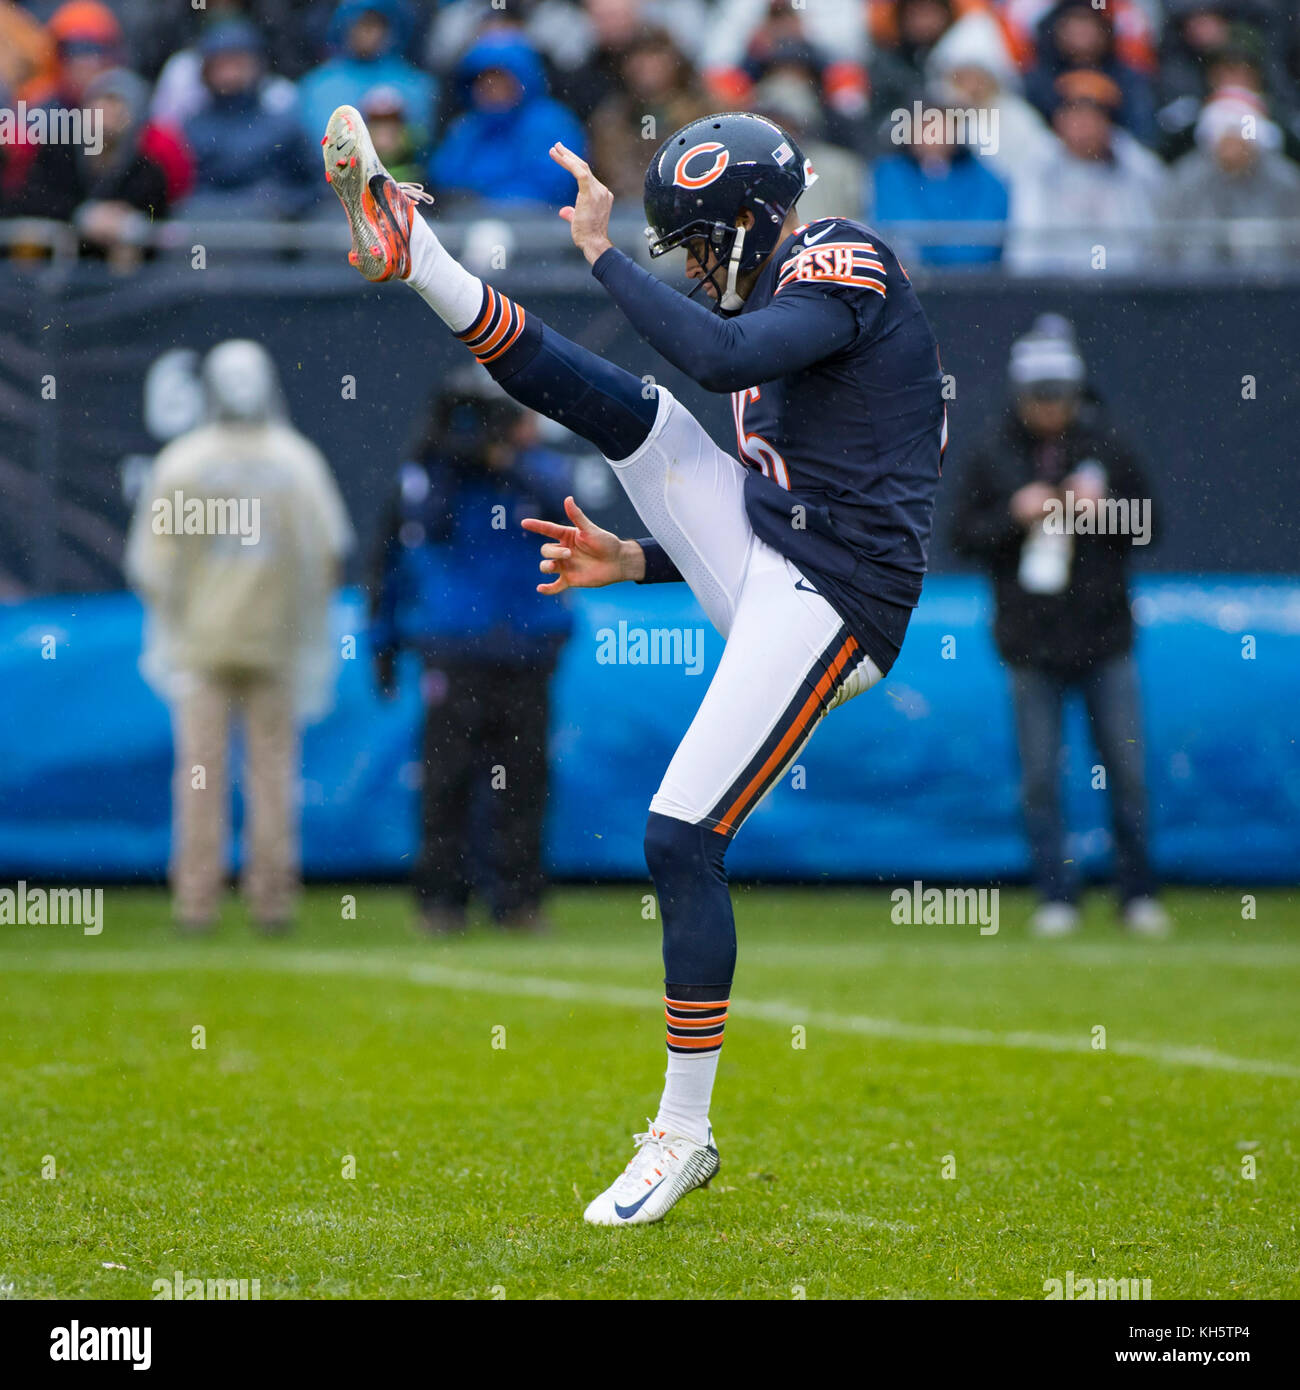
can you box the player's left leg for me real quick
[325,107,766,636]
[582,540,884,1226]
[324,105,659,462]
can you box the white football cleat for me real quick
[583,1123,720,1227]
[1122,896,1173,938]
[1030,901,1080,938]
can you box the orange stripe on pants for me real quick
[712,635,858,836]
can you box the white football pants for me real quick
[608,387,883,836]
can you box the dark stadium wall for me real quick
[0,263,1297,595]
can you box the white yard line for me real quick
[4,948,1299,1080]
[441,943,1300,970]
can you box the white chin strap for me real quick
[719,224,747,312]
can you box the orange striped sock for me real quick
[664,992,729,1056]
[454,285,527,366]
[656,991,727,1145]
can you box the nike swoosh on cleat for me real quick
[801,223,837,246]
[613,1177,668,1220]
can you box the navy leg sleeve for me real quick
[474,299,659,460]
[644,810,736,991]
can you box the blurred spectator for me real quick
[1024,2,1157,146]
[1161,88,1300,266]
[925,9,1058,196]
[869,0,1013,147]
[711,0,869,121]
[150,1,303,131]
[588,28,710,198]
[949,315,1169,939]
[8,68,185,266]
[1157,8,1300,162]
[547,0,659,122]
[298,0,436,148]
[0,2,50,208]
[183,20,317,217]
[1006,70,1166,275]
[357,84,426,186]
[745,35,867,151]
[4,0,124,201]
[430,31,586,207]
[126,340,353,934]
[870,101,1009,265]
[425,0,597,93]
[0,0,53,106]
[368,371,573,936]
[16,0,123,105]
[751,47,865,220]
[127,0,323,86]
[998,0,1156,75]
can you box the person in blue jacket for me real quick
[870,109,1009,266]
[184,19,317,215]
[369,369,573,935]
[298,0,436,151]
[428,31,587,206]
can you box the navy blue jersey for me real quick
[733,216,945,668]
[592,218,946,672]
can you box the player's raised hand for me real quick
[521,495,643,594]
[550,142,614,265]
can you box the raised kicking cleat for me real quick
[322,104,432,282]
[583,1123,720,1227]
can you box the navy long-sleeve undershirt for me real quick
[591,246,859,394]
[595,246,862,586]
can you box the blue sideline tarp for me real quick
[0,578,1296,882]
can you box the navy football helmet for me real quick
[644,112,817,312]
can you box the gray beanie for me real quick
[1008,313,1085,390]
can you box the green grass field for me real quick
[1,885,1297,1300]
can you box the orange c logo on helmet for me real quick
[673,142,729,189]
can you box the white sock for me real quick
[405,211,483,333]
[653,1051,719,1146]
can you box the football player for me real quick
[323,105,946,1225]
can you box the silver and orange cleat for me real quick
[322,104,433,282]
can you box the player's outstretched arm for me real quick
[521,495,645,594]
[549,143,855,394]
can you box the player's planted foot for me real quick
[583,1123,719,1226]
[322,104,432,282]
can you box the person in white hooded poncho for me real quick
[923,8,1060,198]
[126,339,353,931]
